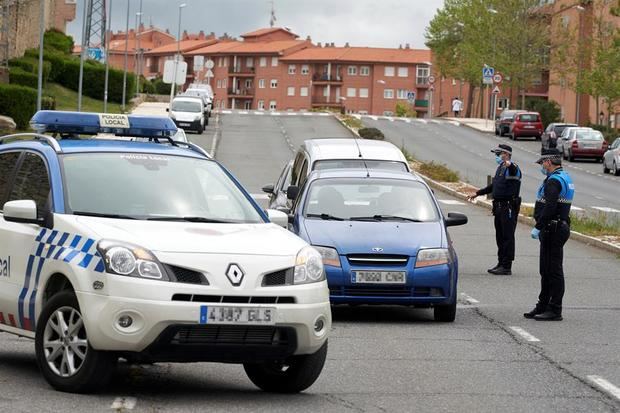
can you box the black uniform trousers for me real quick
[538,221,570,314]
[493,199,520,268]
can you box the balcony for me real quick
[228,88,254,98]
[311,96,343,107]
[312,72,343,84]
[416,77,430,88]
[228,66,256,77]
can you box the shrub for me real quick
[8,57,51,81]
[9,67,38,89]
[24,48,70,82]
[341,115,362,130]
[152,77,171,95]
[57,59,136,103]
[395,102,417,118]
[418,161,460,182]
[0,84,37,129]
[358,127,385,140]
[525,98,561,128]
[43,29,74,55]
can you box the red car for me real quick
[508,112,543,141]
[558,128,609,162]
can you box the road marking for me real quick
[460,293,480,304]
[271,112,281,116]
[369,115,378,121]
[251,193,270,200]
[318,112,330,116]
[253,111,265,115]
[221,110,232,114]
[570,205,584,212]
[587,375,620,401]
[111,397,137,410]
[413,119,427,124]
[303,112,313,116]
[438,199,465,205]
[287,112,296,116]
[592,206,620,213]
[509,326,540,342]
[209,114,220,157]
[404,119,411,123]
[238,111,248,115]
[430,119,441,124]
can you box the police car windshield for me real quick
[304,178,439,222]
[171,100,202,113]
[61,153,263,223]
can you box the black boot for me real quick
[488,266,511,275]
[533,310,563,321]
[487,264,501,273]
[523,305,545,319]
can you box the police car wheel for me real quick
[35,291,116,393]
[434,300,457,322]
[243,340,328,393]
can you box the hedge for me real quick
[359,127,385,140]
[24,48,69,82]
[9,57,51,81]
[58,59,136,103]
[0,84,37,129]
[152,77,171,95]
[43,29,74,55]
[9,67,39,89]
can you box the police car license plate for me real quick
[352,271,406,284]
[199,306,275,325]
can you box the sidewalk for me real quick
[443,117,495,133]
[131,102,169,116]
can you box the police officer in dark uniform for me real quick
[468,144,522,275]
[524,148,574,321]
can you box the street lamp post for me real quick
[169,3,187,105]
[103,0,114,113]
[121,0,130,112]
[135,0,143,96]
[575,5,585,125]
[77,0,90,111]
[36,0,45,111]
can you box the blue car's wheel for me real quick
[434,299,457,322]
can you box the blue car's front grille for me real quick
[346,254,409,267]
[330,286,444,298]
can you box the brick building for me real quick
[185,27,433,116]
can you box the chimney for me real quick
[317,42,322,47]
[139,23,145,33]
[405,43,410,49]
[344,42,349,47]
[331,42,335,47]
[182,30,189,40]
[399,44,403,49]
[198,30,205,40]
[165,28,170,34]
[306,35,311,41]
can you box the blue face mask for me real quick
[540,167,548,176]
[495,155,502,164]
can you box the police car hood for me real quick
[70,216,305,256]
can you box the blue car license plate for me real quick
[352,271,406,284]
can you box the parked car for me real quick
[495,110,526,136]
[603,137,620,175]
[167,96,207,133]
[541,123,578,150]
[172,127,188,143]
[0,110,330,394]
[558,127,608,162]
[182,88,213,118]
[263,138,411,210]
[508,112,543,141]
[286,168,467,321]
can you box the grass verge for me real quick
[45,83,124,113]
[569,213,620,237]
[341,115,363,131]
[417,161,460,182]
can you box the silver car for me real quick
[603,137,620,176]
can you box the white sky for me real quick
[67,0,445,49]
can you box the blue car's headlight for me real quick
[313,246,341,267]
[415,248,450,268]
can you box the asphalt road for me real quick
[359,117,620,214]
[0,112,618,412]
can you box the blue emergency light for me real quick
[30,111,177,138]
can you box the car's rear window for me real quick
[575,130,604,141]
[518,114,540,122]
[313,159,408,172]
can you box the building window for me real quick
[384,89,394,99]
[397,67,408,77]
[385,66,395,77]
[288,64,296,75]
[260,57,267,67]
[246,57,254,67]
[360,66,370,76]
[258,79,265,89]
[258,100,265,110]
[301,64,309,75]
[271,57,279,67]
[397,89,408,99]
[531,72,543,85]
[347,88,356,98]
[416,66,430,84]
[287,86,295,96]
[270,79,278,88]
[561,15,570,28]
[359,88,369,98]
[323,86,329,97]
[216,79,222,89]
[222,78,227,88]
[300,87,308,97]
[498,98,509,110]
[452,78,457,86]
[245,79,252,88]
[269,100,277,110]
[347,66,357,76]
[218,57,223,67]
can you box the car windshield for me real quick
[304,178,439,222]
[171,100,202,112]
[518,114,539,122]
[575,130,604,141]
[61,153,263,223]
[313,159,408,172]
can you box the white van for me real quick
[168,96,207,134]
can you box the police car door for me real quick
[0,151,52,332]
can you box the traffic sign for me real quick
[492,85,501,94]
[205,59,215,69]
[482,67,495,77]
[429,85,434,92]
[407,91,416,103]
[205,69,214,78]
[428,75,435,84]
[163,60,188,84]
[87,47,105,62]
[493,73,503,84]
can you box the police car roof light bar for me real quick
[0,133,62,153]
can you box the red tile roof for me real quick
[145,39,218,55]
[281,47,432,64]
[241,27,298,38]
[187,40,309,56]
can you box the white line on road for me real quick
[238,111,249,115]
[253,111,265,115]
[221,110,232,114]
[251,193,270,200]
[303,112,313,116]
[460,293,480,304]
[430,119,441,124]
[287,112,296,116]
[592,206,620,213]
[438,199,465,205]
[587,375,620,401]
[413,119,427,124]
[509,326,540,342]
[209,114,220,157]
[318,113,330,116]
[111,397,137,410]
[271,112,282,116]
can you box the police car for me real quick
[0,111,330,394]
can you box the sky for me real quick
[67,0,445,49]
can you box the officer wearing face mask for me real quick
[524,148,574,321]
[468,144,522,275]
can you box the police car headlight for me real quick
[97,240,169,281]
[313,246,341,268]
[294,246,325,284]
[415,248,450,268]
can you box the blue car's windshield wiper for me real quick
[306,213,344,221]
[349,215,422,223]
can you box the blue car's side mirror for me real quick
[445,212,468,227]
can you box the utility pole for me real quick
[78,0,107,111]
[103,0,113,112]
[135,0,142,96]
[36,0,45,111]
[121,0,130,111]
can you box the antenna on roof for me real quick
[351,131,370,178]
[269,0,277,28]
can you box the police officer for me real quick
[468,144,522,275]
[524,148,574,321]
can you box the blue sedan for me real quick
[286,169,467,321]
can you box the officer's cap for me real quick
[491,144,512,155]
[536,148,562,164]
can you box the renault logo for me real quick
[371,247,384,252]
[226,263,245,286]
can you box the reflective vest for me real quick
[535,168,575,222]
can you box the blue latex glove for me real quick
[531,228,540,239]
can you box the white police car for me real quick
[0,111,330,393]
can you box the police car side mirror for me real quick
[3,200,42,225]
[266,209,288,228]
[445,212,468,227]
